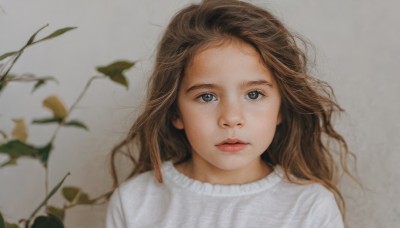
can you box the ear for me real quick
[172,113,184,130]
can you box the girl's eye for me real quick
[247,91,263,100]
[199,93,216,102]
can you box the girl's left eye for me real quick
[198,93,217,102]
[246,91,263,100]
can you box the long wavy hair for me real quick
[111,0,357,224]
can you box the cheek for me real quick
[184,106,214,126]
[184,114,213,133]
[248,103,281,133]
[251,115,278,135]
[178,103,215,131]
[181,117,214,151]
[250,99,280,118]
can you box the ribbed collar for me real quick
[163,161,283,197]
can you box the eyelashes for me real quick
[196,90,266,103]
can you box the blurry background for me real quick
[0,0,399,227]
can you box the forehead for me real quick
[183,39,275,84]
[189,38,264,66]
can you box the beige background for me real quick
[0,0,399,227]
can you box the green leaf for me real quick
[62,187,79,203]
[32,76,58,93]
[31,215,64,228]
[77,192,96,204]
[35,27,77,44]
[5,223,19,228]
[32,117,62,125]
[37,142,53,164]
[29,173,70,221]
[26,24,49,45]
[0,140,53,167]
[0,51,18,62]
[63,119,88,131]
[62,186,96,205]
[0,212,18,228]
[0,73,57,93]
[109,75,128,89]
[46,206,65,221]
[32,80,47,92]
[0,140,38,158]
[97,61,135,76]
[96,60,135,89]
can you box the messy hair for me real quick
[111,0,356,224]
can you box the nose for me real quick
[218,100,244,128]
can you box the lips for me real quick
[216,138,249,153]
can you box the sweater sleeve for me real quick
[106,188,127,228]
[324,215,345,228]
[311,188,345,228]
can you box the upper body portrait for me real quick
[106,0,355,227]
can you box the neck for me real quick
[175,158,272,185]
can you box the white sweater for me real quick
[106,161,344,228]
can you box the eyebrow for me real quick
[241,80,273,89]
[185,79,273,94]
[185,83,217,94]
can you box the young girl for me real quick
[107,0,355,227]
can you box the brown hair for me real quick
[111,0,357,224]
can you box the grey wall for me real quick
[0,0,399,227]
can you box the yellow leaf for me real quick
[12,119,28,143]
[43,95,68,119]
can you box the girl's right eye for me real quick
[198,93,217,102]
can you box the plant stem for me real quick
[44,76,102,211]
[63,190,113,209]
[0,49,24,82]
[45,165,49,205]
[0,24,48,82]
[28,173,70,223]
[68,76,103,118]
[49,75,102,144]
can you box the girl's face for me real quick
[173,40,281,184]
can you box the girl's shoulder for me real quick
[106,167,168,227]
[272,168,343,226]
[107,167,165,215]
[274,166,337,201]
[116,168,161,198]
